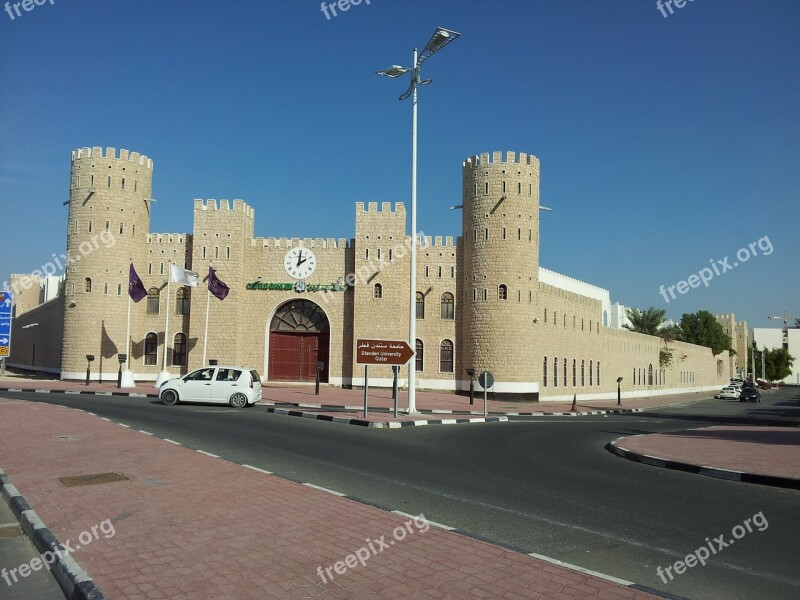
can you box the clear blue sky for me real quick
[1,0,798,330]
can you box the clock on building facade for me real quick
[283,247,316,280]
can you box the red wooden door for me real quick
[269,332,330,382]
[268,300,330,382]
[269,331,303,381]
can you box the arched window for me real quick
[416,292,425,319]
[144,332,158,366]
[589,360,593,386]
[415,339,424,372]
[146,287,160,315]
[543,356,548,388]
[439,339,454,373]
[553,311,557,326]
[633,367,636,386]
[572,359,577,387]
[373,283,382,299]
[553,357,558,388]
[176,288,190,316]
[581,318,585,331]
[544,308,548,324]
[563,357,567,387]
[440,293,454,320]
[84,277,92,293]
[563,314,566,327]
[597,361,601,386]
[498,284,507,300]
[603,311,608,327]
[581,360,585,386]
[573,315,576,329]
[172,333,187,366]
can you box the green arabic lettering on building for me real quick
[246,281,348,292]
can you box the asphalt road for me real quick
[3,387,799,600]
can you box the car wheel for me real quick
[229,393,248,409]
[162,390,179,406]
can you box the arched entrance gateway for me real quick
[268,300,330,382]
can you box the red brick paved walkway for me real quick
[615,426,800,482]
[0,398,660,599]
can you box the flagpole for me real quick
[155,263,173,388]
[125,292,131,371]
[121,262,135,388]
[162,263,171,371]
[202,268,211,366]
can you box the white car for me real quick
[718,386,740,400]
[159,366,262,408]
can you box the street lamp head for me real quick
[376,65,410,78]
[419,27,461,65]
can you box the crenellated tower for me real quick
[460,151,541,399]
[61,147,153,379]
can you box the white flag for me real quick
[170,264,199,287]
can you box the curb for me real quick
[263,406,509,428]
[0,387,158,398]
[0,469,106,600]
[262,401,646,418]
[605,439,800,491]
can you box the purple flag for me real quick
[208,267,229,301]
[128,263,147,302]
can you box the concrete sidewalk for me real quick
[0,398,664,600]
[608,426,800,489]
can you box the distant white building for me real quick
[752,328,800,384]
[538,268,636,330]
[40,275,65,304]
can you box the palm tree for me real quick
[623,307,668,336]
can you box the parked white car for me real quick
[717,386,740,400]
[159,366,262,408]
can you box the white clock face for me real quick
[284,248,316,280]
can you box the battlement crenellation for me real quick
[251,237,351,249]
[355,201,406,215]
[194,198,256,218]
[462,151,540,170]
[71,147,153,170]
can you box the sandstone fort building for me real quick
[8,146,736,400]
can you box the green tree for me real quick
[623,307,668,336]
[678,310,733,356]
[763,347,795,381]
[659,323,682,342]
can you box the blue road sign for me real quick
[0,291,12,359]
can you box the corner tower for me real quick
[460,151,540,399]
[61,147,153,379]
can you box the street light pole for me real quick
[408,46,419,413]
[377,27,460,414]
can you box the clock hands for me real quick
[296,251,308,267]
